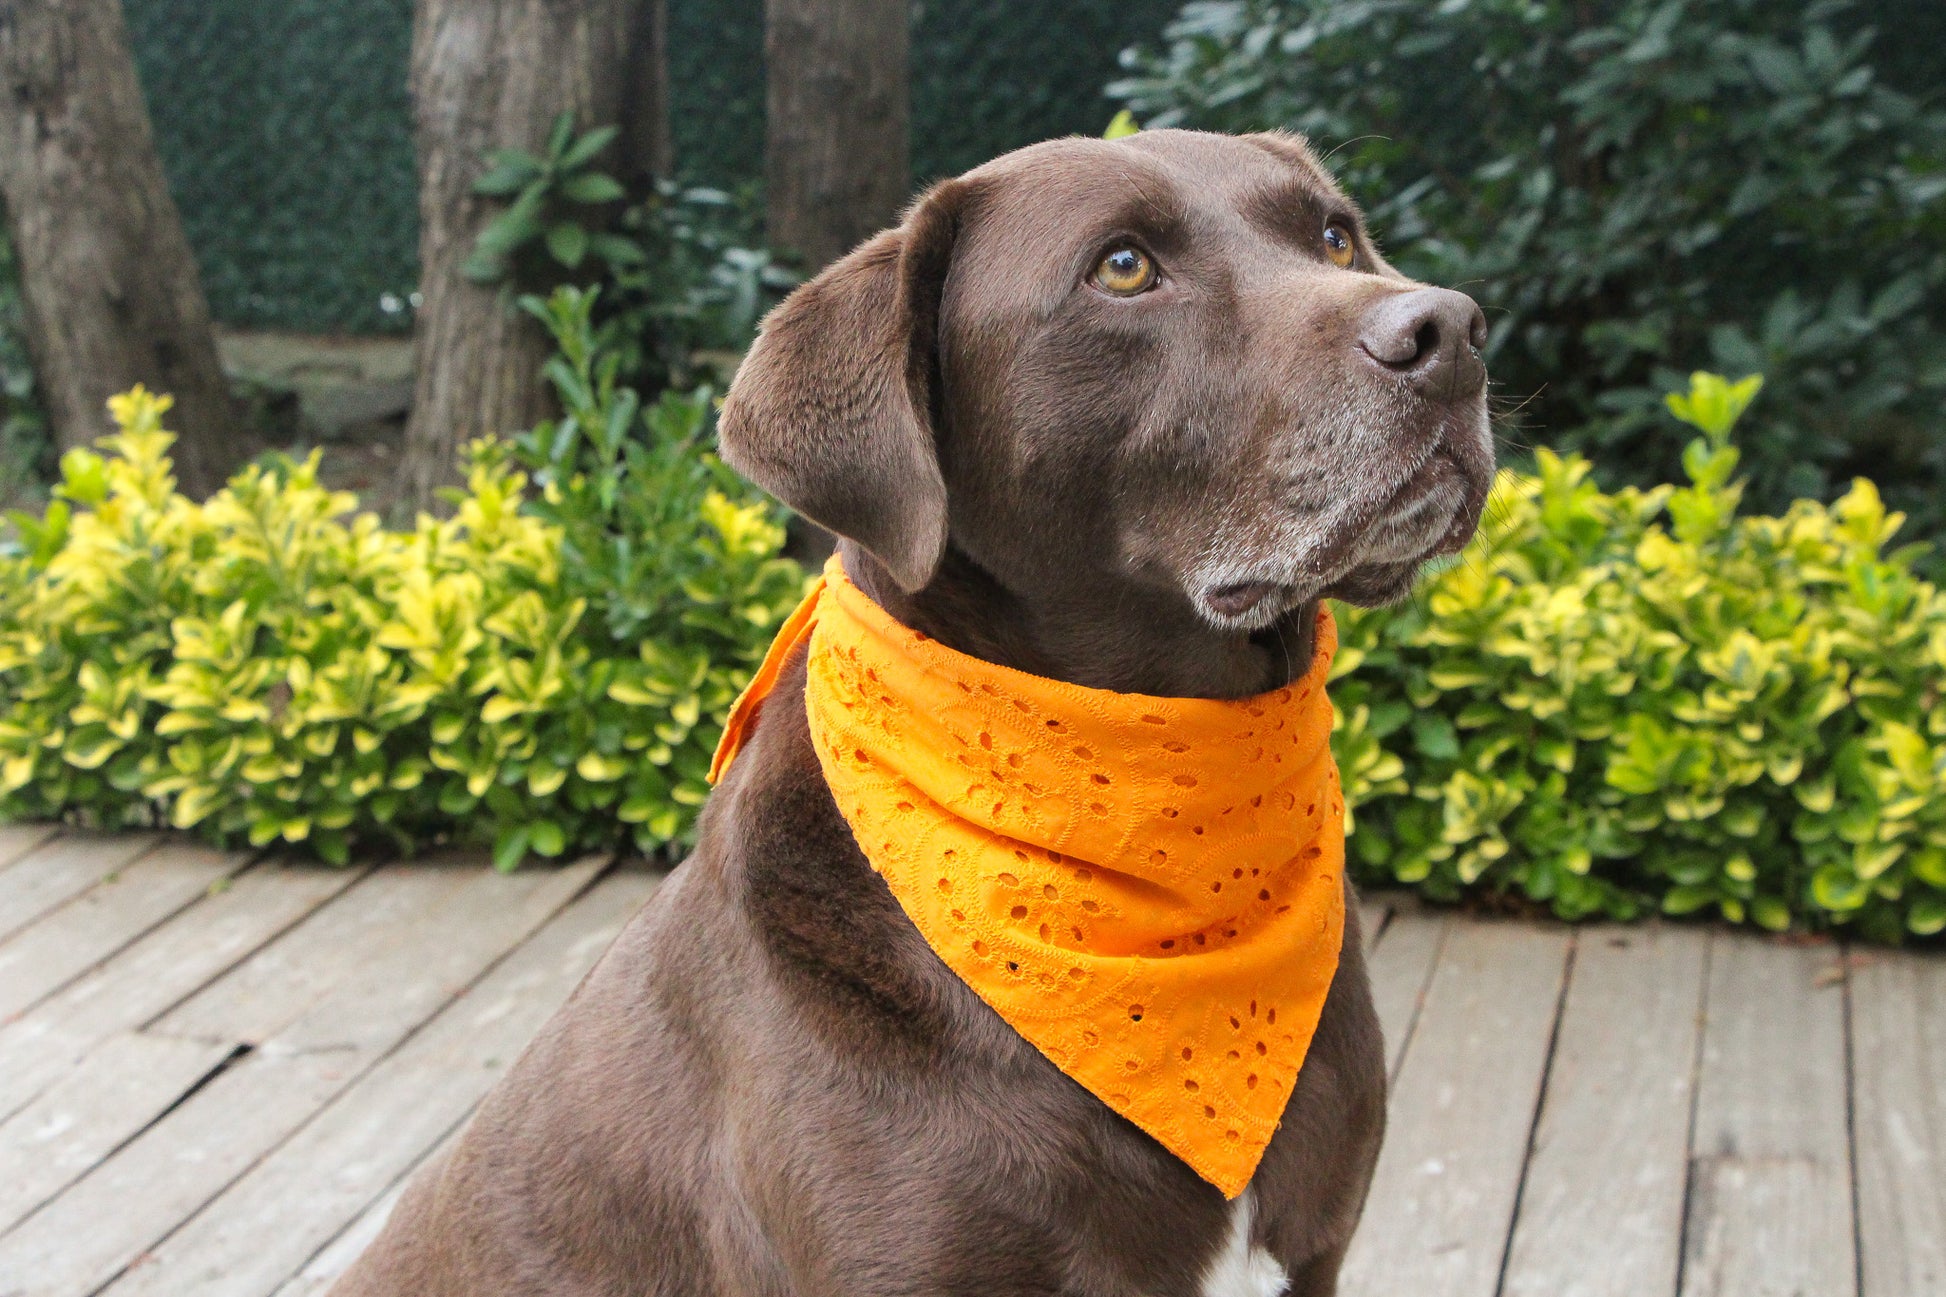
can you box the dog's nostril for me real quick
[1410,319,1440,367]
[1358,287,1488,394]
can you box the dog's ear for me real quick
[719,182,966,592]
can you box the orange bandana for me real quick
[711,556,1346,1198]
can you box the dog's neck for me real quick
[840,541,1319,701]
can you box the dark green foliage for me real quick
[667,0,767,192]
[464,114,642,287]
[124,0,418,334]
[460,116,798,394]
[121,0,1186,332]
[668,0,1185,187]
[0,227,48,497]
[1112,0,1946,539]
[908,0,1185,180]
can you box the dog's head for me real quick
[721,129,1492,687]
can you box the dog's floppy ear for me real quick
[719,182,965,592]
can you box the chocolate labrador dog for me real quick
[333,128,1491,1297]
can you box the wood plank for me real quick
[0,842,250,1020]
[267,1137,451,1297]
[109,870,659,1297]
[0,855,609,1294]
[0,831,160,943]
[149,853,599,1049]
[0,822,61,873]
[1849,946,1946,1297]
[1501,923,1708,1297]
[0,860,364,1120]
[0,1031,235,1234]
[1363,907,1449,1079]
[1679,934,1856,1297]
[0,1049,355,1294]
[1339,920,1572,1297]
[1355,889,1389,952]
[267,1155,433,1297]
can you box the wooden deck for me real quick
[0,825,1939,1296]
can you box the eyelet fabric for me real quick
[711,555,1346,1198]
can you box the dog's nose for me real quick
[1357,288,1487,400]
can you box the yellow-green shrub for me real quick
[1333,374,1946,941]
[0,383,802,868]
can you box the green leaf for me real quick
[559,123,620,171]
[1665,371,1764,443]
[1909,896,1946,937]
[544,110,577,160]
[1103,109,1142,139]
[546,221,590,268]
[474,149,545,196]
[493,824,532,873]
[530,819,566,857]
[561,171,626,205]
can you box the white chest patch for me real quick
[1199,1189,1290,1297]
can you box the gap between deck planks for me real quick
[0,854,1939,1297]
[105,868,662,1297]
[0,840,621,1296]
[0,858,367,1123]
[0,841,253,1022]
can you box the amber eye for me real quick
[1323,223,1356,268]
[1094,246,1157,295]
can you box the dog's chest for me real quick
[1196,1191,1290,1297]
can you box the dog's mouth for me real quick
[1192,412,1491,626]
[1321,414,1492,598]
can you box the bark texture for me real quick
[400,0,670,510]
[0,0,241,496]
[765,0,910,270]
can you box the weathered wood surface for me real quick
[1500,924,1708,1297]
[1681,937,1857,1297]
[0,841,249,1020]
[1851,946,1946,1297]
[1,831,1940,1297]
[0,860,365,1122]
[1342,920,1573,1297]
[0,831,160,943]
[106,870,659,1297]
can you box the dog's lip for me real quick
[1203,580,1285,618]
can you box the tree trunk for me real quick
[399,0,670,512]
[0,0,242,497]
[765,0,910,270]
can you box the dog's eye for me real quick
[1094,247,1157,295]
[1323,224,1356,269]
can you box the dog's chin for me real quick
[1190,414,1492,627]
[1315,558,1421,606]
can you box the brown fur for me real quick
[333,129,1491,1297]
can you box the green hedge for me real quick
[1335,374,1946,942]
[4,359,1941,937]
[0,299,803,867]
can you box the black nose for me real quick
[1357,287,1487,399]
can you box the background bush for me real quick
[1333,373,1946,942]
[0,298,803,869]
[5,358,1943,938]
[1113,0,1946,544]
[460,116,800,398]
